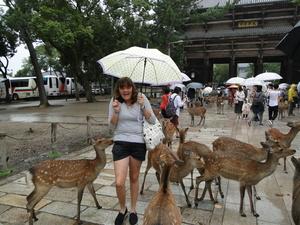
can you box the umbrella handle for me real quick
[140,58,147,93]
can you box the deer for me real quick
[26,138,113,225]
[278,99,288,119]
[186,102,206,127]
[291,156,300,225]
[161,119,176,149]
[143,147,182,225]
[176,127,223,203]
[265,121,300,173]
[216,96,225,114]
[140,142,204,207]
[193,141,295,217]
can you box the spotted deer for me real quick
[216,96,225,114]
[186,103,206,127]
[278,99,288,119]
[194,141,295,217]
[143,148,182,225]
[161,119,176,149]
[26,138,113,225]
[265,121,300,173]
[291,156,300,225]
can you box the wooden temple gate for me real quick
[182,0,300,84]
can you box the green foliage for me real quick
[213,64,229,84]
[263,63,280,74]
[293,0,300,5]
[0,168,13,177]
[48,150,62,159]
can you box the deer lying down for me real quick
[26,138,113,225]
[143,147,182,225]
[291,156,300,225]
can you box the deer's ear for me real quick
[291,156,300,170]
[185,127,189,133]
[260,141,270,148]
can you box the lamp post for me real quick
[168,40,184,56]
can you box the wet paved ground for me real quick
[0,97,299,225]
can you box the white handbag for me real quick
[143,118,165,150]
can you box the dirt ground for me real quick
[0,121,110,178]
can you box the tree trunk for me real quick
[22,28,49,107]
[73,75,80,101]
[81,75,94,102]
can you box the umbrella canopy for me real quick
[97,46,182,85]
[170,83,186,92]
[228,84,239,89]
[181,73,191,82]
[276,20,300,60]
[186,82,204,90]
[243,77,265,86]
[225,77,245,85]
[279,83,289,89]
[203,86,213,94]
[255,72,282,81]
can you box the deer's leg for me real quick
[253,185,261,200]
[26,184,51,224]
[194,175,207,207]
[239,184,246,217]
[199,180,208,201]
[217,176,224,198]
[179,180,191,207]
[284,157,288,173]
[246,185,259,217]
[76,187,85,224]
[140,160,152,195]
[190,170,194,191]
[190,115,194,126]
[87,183,101,209]
[197,117,203,126]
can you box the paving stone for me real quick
[0,207,28,224]
[0,183,33,195]
[96,185,118,197]
[39,201,87,218]
[222,202,256,225]
[0,204,10,214]
[94,175,115,186]
[0,193,50,209]
[44,187,77,202]
[80,208,118,225]
[25,212,75,225]
[181,207,212,224]
[72,193,118,209]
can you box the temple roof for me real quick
[197,0,289,8]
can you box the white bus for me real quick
[43,75,64,96]
[65,77,84,95]
[7,76,39,100]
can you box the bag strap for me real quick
[169,94,178,103]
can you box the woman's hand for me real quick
[112,99,121,113]
[138,93,145,108]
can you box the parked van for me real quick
[7,76,39,100]
[65,77,84,95]
[43,75,64,96]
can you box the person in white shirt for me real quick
[169,86,185,128]
[234,86,245,119]
[268,83,281,125]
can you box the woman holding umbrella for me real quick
[234,86,245,119]
[108,77,156,225]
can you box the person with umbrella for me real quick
[234,86,245,119]
[160,86,171,118]
[108,77,156,225]
[248,85,266,126]
[267,83,281,125]
[288,84,298,116]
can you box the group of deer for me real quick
[141,120,300,224]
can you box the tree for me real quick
[0,10,17,102]
[4,0,49,107]
[214,64,229,84]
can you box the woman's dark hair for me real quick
[273,83,279,89]
[173,86,181,94]
[238,86,243,92]
[163,86,170,94]
[114,77,138,103]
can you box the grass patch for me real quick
[0,168,13,177]
[48,150,62,159]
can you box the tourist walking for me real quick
[108,77,155,225]
[160,86,171,118]
[234,86,245,119]
[288,84,298,116]
[248,85,265,126]
[267,83,281,125]
[169,86,185,128]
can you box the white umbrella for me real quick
[279,83,289,89]
[97,46,182,85]
[203,86,213,94]
[225,77,245,85]
[255,72,282,81]
[186,82,204,90]
[170,83,186,92]
[181,73,191,82]
[243,77,265,86]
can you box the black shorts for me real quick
[112,141,147,162]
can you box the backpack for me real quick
[165,95,178,118]
[252,92,264,106]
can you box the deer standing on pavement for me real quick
[26,138,113,225]
[291,156,300,225]
[186,103,206,127]
[161,119,176,149]
[143,148,182,225]
[194,141,295,217]
[265,121,300,173]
